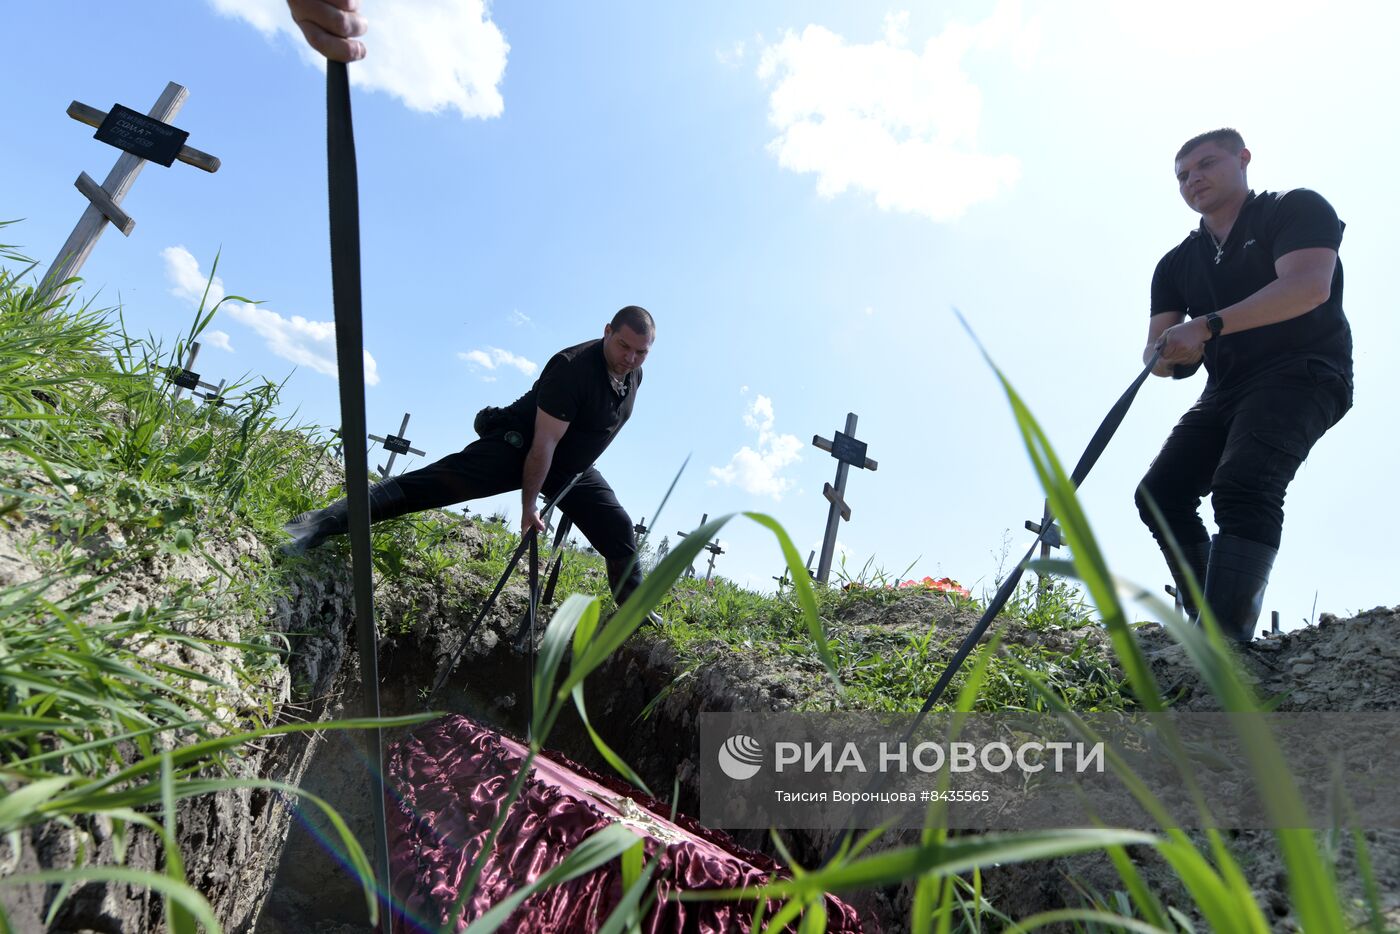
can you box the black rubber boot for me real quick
[606,556,644,605]
[1164,539,1212,619]
[1202,533,1277,643]
[606,556,660,625]
[280,478,409,557]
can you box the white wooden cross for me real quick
[40,82,221,305]
[812,413,878,584]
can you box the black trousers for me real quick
[1136,357,1351,551]
[393,436,642,597]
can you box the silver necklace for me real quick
[1206,228,1225,264]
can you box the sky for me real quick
[3,0,1397,632]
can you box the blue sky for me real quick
[4,1,1397,630]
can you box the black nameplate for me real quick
[383,434,412,455]
[830,431,868,466]
[94,104,189,168]
[166,366,200,390]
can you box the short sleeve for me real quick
[1270,189,1343,261]
[534,353,581,422]
[1150,249,1184,315]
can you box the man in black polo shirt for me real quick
[1135,128,1352,642]
[283,306,657,606]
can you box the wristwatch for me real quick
[1205,312,1224,340]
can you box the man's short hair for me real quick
[1176,128,1246,163]
[611,305,655,338]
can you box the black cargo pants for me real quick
[1135,357,1351,552]
[393,436,643,601]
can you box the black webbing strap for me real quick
[326,64,392,922]
[525,533,540,740]
[541,514,574,605]
[914,352,1160,717]
[426,468,588,704]
[829,352,1161,851]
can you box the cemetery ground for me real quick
[1,246,1397,932]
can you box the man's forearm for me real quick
[1216,273,1331,337]
[521,440,555,509]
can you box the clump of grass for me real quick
[0,238,417,930]
[642,563,1129,715]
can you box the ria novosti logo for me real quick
[717,734,764,780]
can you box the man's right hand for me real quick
[521,503,546,536]
[286,0,368,62]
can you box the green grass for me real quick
[0,235,411,930]
[641,569,1130,715]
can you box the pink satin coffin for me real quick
[386,714,865,932]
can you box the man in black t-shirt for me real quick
[283,306,657,607]
[1136,128,1352,642]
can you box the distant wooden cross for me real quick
[41,82,221,305]
[198,378,228,408]
[773,549,817,591]
[370,413,426,476]
[702,537,725,583]
[812,413,878,584]
[1024,498,1064,601]
[678,514,722,580]
[165,341,224,406]
[633,517,649,539]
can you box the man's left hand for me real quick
[1155,318,1208,366]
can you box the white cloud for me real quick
[710,394,803,499]
[458,346,538,380]
[508,309,532,327]
[757,3,1034,221]
[226,302,380,385]
[863,305,875,316]
[162,245,225,308]
[203,329,234,352]
[164,246,377,385]
[209,0,509,119]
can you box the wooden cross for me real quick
[198,378,228,408]
[41,82,221,305]
[1023,498,1064,601]
[678,514,722,580]
[370,413,426,476]
[165,341,224,406]
[633,517,649,539]
[773,550,817,591]
[812,413,878,584]
[702,537,725,583]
